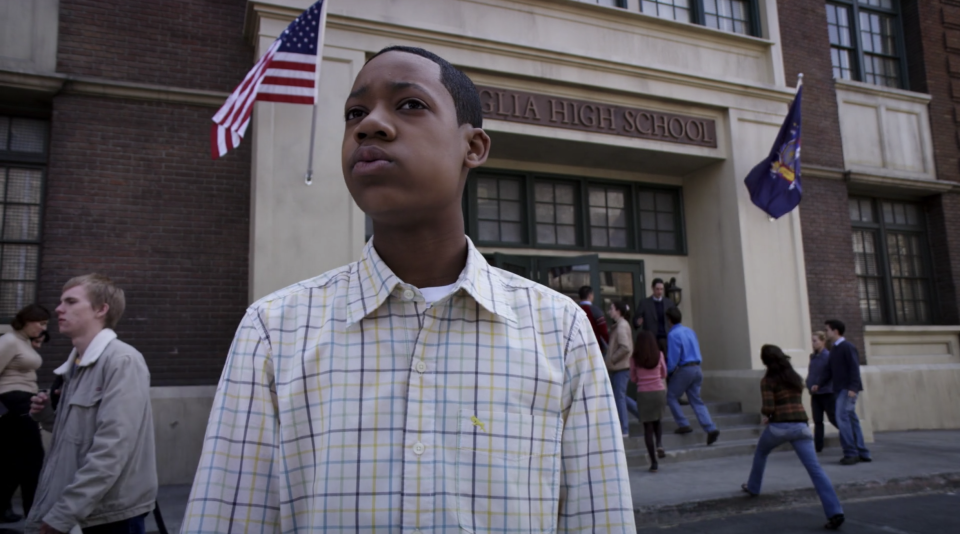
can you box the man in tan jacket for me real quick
[27,274,156,534]
[605,300,634,437]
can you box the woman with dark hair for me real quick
[0,303,51,521]
[742,345,845,530]
[630,330,667,472]
[605,300,634,438]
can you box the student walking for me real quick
[631,331,668,472]
[812,319,871,465]
[27,274,156,534]
[606,300,634,437]
[0,304,51,522]
[743,345,845,530]
[664,307,720,444]
[807,331,838,453]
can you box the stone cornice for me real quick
[0,67,229,107]
[845,170,958,194]
[835,78,932,104]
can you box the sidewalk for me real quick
[631,430,960,526]
[5,430,958,533]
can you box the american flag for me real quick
[211,0,327,159]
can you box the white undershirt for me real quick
[419,283,458,305]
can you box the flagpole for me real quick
[304,0,329,186]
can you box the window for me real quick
[849,197,931,325]
[476,175,525,244]
[639,0,759,36]
[466,171,685,254]
[827,1,905,89]
[588,185,629,248]
[0,115,47,320]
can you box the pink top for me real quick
[630,352,667,392]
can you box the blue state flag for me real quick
[744,85,802,219]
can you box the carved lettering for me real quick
[495,92,510,116]
[523,97,541,120]
[700,120,716,144]
[636,112,653,135]
[598,106,616,131]
[479,89,495,114]
[549,99,569,124]
[579,104,597,127]
[510,93,521,117]
[685,119,703,141]
[623,110,636,133]
[570,102,581,126]
[669,117,685,138]
[652,114,668,137]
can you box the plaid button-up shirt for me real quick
[181,237,635,533]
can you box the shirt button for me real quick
[402,289,415,301]
[415,360,427,373]
[413,442,425,455]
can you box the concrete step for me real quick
[623,425,763,451]
[632,411,763,434]
[625,435,843,467]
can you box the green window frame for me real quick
[639,0,761,37]
[849,196,933,325]
[0,114,48,322]
[465,169,686,255]
[826,0,908,89]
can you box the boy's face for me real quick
[342,51,489,226]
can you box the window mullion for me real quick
[851,3,867,83]
[874,202,899,324]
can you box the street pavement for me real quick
[637,492,960,533]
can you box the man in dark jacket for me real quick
[813,319,872,465]
[578,286,608,354]
[636,278,676,355]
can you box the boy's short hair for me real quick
[366,46,483,128]
[651,277,665,288]
[578,285,593,301]
[824,319,845,335]
[665,307,682,325]
[63,273,126,329]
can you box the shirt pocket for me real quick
[457,409,562,534]
[62,388,102,447]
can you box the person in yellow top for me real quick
[0,304,51,522]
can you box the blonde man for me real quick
[27,274,156,534]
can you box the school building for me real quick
[1,0,958,484]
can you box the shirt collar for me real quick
[834,337,845,346]
[653,296,662,302]
[346,236,518,327]
[54,328,118,376]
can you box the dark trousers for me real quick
[82,513,147,534]
[0,391,44,516]
[810,393,838,452]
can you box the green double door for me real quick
[489,253,644,314]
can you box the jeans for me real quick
[810,393,838,452]
[610,370,631,434]
[746,423,843,519]
[666,365,716,432]
[82,513,147,534]
[835,390,871,459]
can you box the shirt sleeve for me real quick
[557,311,635,532]
[666,331,681,374]
[180,307,282,534]
[848,347,864,392]
[659,353,667,381]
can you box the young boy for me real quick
[182,46,635,532]
[27,274,156,534]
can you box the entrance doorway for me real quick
[488,254,644,312]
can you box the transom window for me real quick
[465,171,685,255]
[0,115,47,320]
[640,0,758,36]
[827,0,905,89]
[849,197,931,325]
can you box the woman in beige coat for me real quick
[606,300,634,437]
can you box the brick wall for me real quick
[776,0,845,170]
[797,177,864,356]
[57,0,252,93]
[37,95,251,386]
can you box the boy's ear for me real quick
[463,126,491,169]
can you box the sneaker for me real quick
[674,426,693,434]
[622,432,630,438]
[839,456,860,465]
[859,456,873,462]
[707,429,720,445]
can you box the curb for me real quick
[634,471,960,526]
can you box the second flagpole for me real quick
[304,0,330,186]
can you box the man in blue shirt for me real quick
[664,308,720,444]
